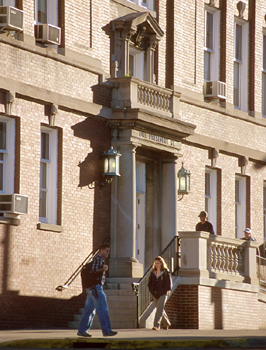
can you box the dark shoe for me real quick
[103,331,117,337]
[77,331,92,337]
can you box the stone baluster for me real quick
[224,245,229,272]
[213,244,218,271]
[207,243,212,271]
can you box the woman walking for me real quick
[148,256,172,331]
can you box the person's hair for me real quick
[152,256,168,271]
[99,243,110,251]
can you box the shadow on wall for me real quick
[1,224,10,294]
[211,284,223,329]
[0,291,85,329]
[71,118,109,189]
[71,117,112,251]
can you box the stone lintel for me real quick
[110,108,195,141]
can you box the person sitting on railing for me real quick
[195,210,215,234]
[148,256,172,331]
[77,244,117,338]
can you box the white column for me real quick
[109,143,143,278]
[161,156,178,250]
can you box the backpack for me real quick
[81,260,97,289]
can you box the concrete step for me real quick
[105,278,139,290]
[69,278,139,330]
[104,289,136,297]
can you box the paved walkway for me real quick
[0,329,266,349]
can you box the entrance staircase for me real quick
[57,236,180,330]
[68,278,139,330]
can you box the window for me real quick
[234,20,249,111]
[235,176,246,238]
[129,47,144,80]
[128,0,154,11]
[262,34,266,117]
[0,0,15,6]
[35,0,58,26]
[0,117,15,194]
[204,7,220,82]
[39,127,58,224]
[205,168,217,234]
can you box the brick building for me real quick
[0,0,266,329]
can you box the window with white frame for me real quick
[0,0,16,6]
[262,33,266,117]
[127,0,154,11]
[0,117,15,195]
[39,127,58,225]
[235,176,246,238]
[204,6,220,82]
[234,20,249,111]
[35,0,58,26]
[205,168,217,234]
[129,47,144,80]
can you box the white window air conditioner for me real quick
[0,6,24,32]
[0,194,28,215]
[35,23,61,45]
[204,81,226,99]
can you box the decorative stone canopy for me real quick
[111,12,164,82]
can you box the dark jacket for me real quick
[148,269,172,299]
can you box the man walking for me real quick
[195,211,215,234]
[77,243,117,337]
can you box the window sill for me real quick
[0,216,20,226]
[37,222,63,232]
[112,0,156,17]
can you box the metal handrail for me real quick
[132,235,180,327]
[55,237,110,292]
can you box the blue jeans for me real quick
[78,284,112,336]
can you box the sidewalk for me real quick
[1,328,266,349]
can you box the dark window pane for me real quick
[206,12,213,50]
[41,132,49,160]
[0,122,6,151]
[235,24,242,61]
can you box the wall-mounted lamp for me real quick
[177,161,191,201]
[100,146,121,187]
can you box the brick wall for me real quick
[0,97,111,328]
[164,283,265,330]
[165,285,198,329]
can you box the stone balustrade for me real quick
[178,231,260,285]
[110,77,180,118]
[207,239,244,281]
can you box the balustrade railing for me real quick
[132,235,180,327]
[207,240,244,279]
[137,84,172,112]
[257,255,266,293]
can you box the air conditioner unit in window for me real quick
[0,6,24,32]
[35,23,61,45]
[204,81,226,99]
[0,194,28,215]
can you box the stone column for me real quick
[178,231,210,278]
[109,143,143,278]
[161,156,178,250]
[243,240,260,285]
